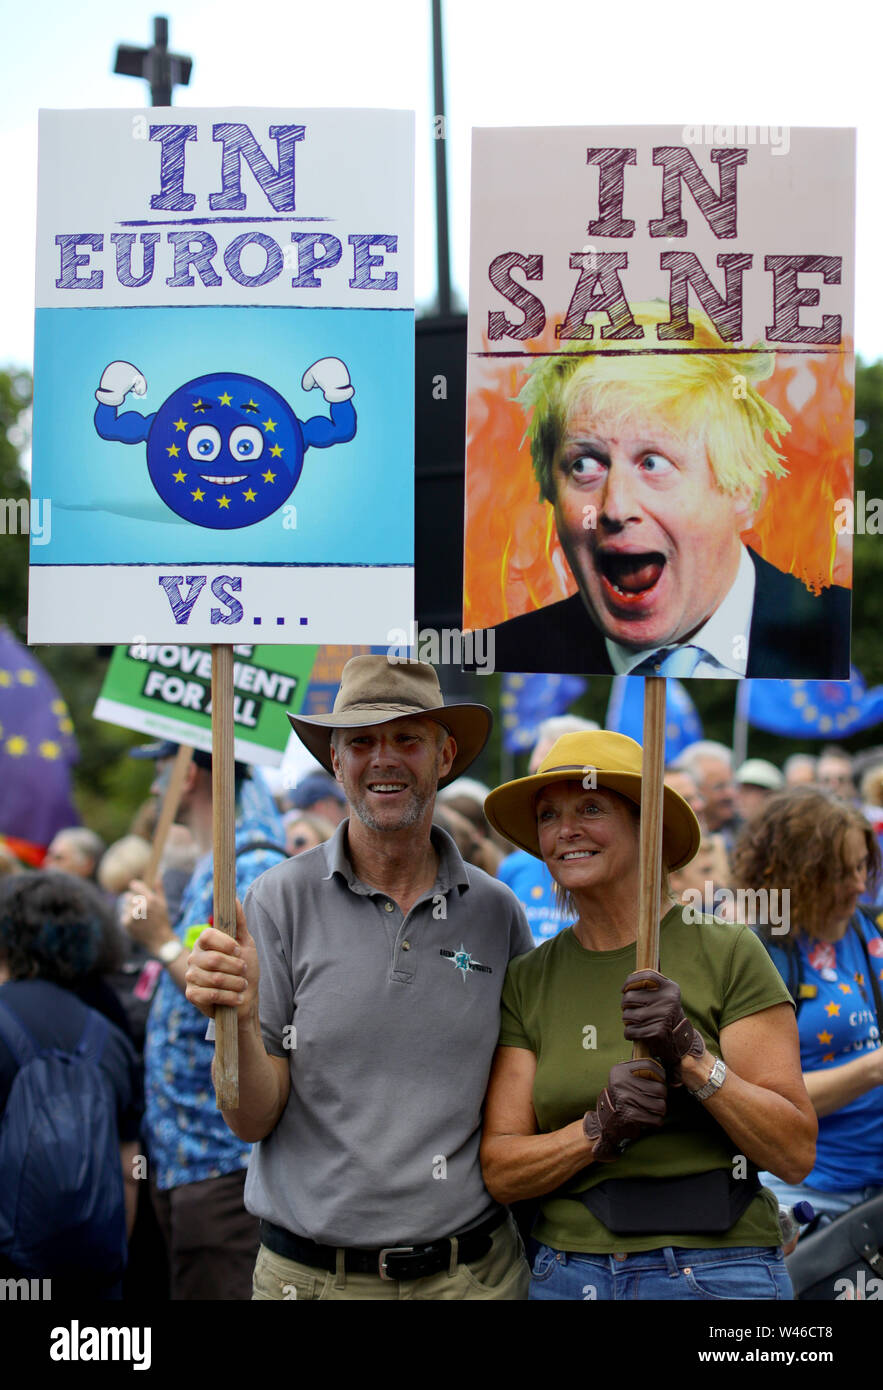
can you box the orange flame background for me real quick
[463,341,854,630]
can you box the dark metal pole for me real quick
[431,0,451,317]
[149,16,172,106]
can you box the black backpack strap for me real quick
[755,930,806,1011]
[852,910,883,1028]
[75,1009,110,1066]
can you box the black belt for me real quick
[260,1206,507,1281]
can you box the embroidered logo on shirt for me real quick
[440,944,493,979]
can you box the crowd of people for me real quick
[0,660,881,1301]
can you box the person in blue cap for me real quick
[285,770,347,826]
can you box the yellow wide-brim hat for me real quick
[484,730,701,870]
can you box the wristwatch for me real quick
[156,938,185,966]
[687,1056,727,1101]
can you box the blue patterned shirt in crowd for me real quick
[144,791,286,1191]
[794,913,883,1190]
[498,850,566,947]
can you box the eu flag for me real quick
[501,673,588,753]
[740,667,883,738]
[0,625,79,864]
[606,676,703,761]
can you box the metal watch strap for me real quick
[688,1056,727,1101]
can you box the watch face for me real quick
[707,1059,726,1090]
[691,1057,725,1098]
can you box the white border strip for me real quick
[30,564,413,645]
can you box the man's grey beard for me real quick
[348,784,435,832]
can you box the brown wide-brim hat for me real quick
[287,655,492,790]
[484,730,701,870]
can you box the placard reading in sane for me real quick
[463,126,854,680]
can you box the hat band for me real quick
[540,763,605,775]
[336,700,436,714]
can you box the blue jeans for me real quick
[761,1173,883,1225]
[528,1243,793,1300]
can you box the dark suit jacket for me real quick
[484,549,851,678]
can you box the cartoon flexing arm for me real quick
[300,357,357,449]
[94,361,156,443]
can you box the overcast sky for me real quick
[1,0,879,369]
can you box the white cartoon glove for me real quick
[95,361,147,407]
[301,357,354,404]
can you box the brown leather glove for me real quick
[583,1058,668,1161]
[620,969,705,1080]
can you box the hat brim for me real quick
[484,768,701,871]
[287,703,492,791]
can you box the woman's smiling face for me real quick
[535,780,640,893]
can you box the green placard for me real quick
[94,641,318,766]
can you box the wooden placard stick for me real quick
[211,644,239,1111]
[632,675,667,1063]
[144,743,193,891]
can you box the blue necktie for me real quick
[631,645,704,678]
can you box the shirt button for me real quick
[383,902,394,912]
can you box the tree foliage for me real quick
[0,369,32,635]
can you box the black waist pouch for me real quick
[570,1168,761,1235]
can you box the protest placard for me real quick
[31,107,415,1106]
[29,107,415,645]
[93,641,318,765]
[464,125,855,680]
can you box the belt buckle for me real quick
[378,1245,415,1280]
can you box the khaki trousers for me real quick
[251,1212,529,1301]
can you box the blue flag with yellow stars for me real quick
[606,676,703,762]
[501,673,588,753]
[0,625,79,864]
[739,668,883,738]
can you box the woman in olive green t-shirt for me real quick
[481,730,816,1301]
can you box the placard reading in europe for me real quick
[30,107,415,644]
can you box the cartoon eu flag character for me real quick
[93,358,356,529]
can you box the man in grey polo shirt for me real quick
[186,656,533,1299]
